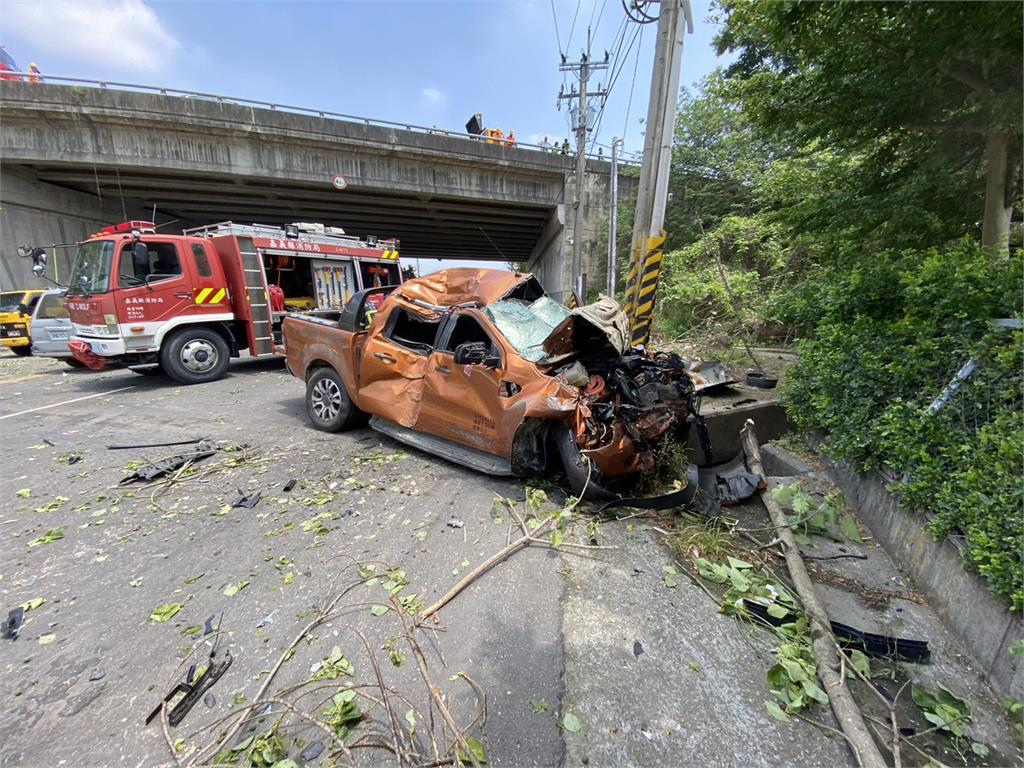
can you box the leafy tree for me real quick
[715,0,1023,252]
[665,73,778,247]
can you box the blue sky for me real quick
[2,0,730,160]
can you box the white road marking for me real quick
[0,386,135,420]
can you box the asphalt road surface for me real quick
[0,353,566,767]
[0,351,903,768]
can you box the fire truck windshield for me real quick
[67,240,116,296]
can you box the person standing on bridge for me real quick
[505,130,517,148]
[28,63,41,83]
[561,139,571,155]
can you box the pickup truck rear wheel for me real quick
[11,346,32,357]
[160,328,230,385]
[306,367,366,432]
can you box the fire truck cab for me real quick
[64,220,402,384]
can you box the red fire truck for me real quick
[64,220,402,384]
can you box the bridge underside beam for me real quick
[13,163,551,262]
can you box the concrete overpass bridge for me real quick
[0,79,635,294]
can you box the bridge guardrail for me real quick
[0,72,641,166]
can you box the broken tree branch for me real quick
[741,419,886,768]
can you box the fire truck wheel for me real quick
[11,345,32,357]
[160,328,230,384]
[306,367,365,432]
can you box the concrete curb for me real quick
[763,443,1022,701]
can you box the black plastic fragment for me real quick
[119,441,216,485]
[231,490,262,509]
[741,600,931,663]
[108,438,206,451]
[67,455,82,465]
[633,640,644,657]
[282,478,297,492]
[300,741,325,762]
[2,607,25,640]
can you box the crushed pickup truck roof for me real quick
[393,268,533,308]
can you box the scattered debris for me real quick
[119,441,217,485]
[107,438,207,451]
[633,640,644,657]
[745,371,778,389]
[741,600,931,663]
[2,607,25,640]
[146,629,233,727]
[89,668,106,681]
[231,489,261,509]
[282,478,297,492]
[447,518,465,529]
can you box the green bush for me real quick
[658,216,784,340]
[780,241,1023,609]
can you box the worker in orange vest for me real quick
[484,128,497,145]
[494,128,505,144]
[27,63,41,83]
[506,130,517,148]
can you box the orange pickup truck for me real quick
[282,268,709,500]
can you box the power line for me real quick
[566,0,583,52]
[622,24,644,143]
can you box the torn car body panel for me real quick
[283,268,708,495]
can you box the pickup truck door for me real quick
[356,303,441,427]
[417,310,509,457]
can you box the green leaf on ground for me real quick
[839,513,863,543]
[38,633,56,645]
[20,597,45,612]
[847,649,871,679]
[150,602,183,622]
[370,605,390,616]
[184,574,204,584]
[223,580,250,597]
[16,488,32,499]
[662,564,679,588]
[30,528,64,546]
[182,625,203,636]
[765,700,791,722]
[766,603,789,620]
[530,698,549,714]
[561,712,582,733]
[459,737,488,764]
[405,709,417,736]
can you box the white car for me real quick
[30,290,81,366]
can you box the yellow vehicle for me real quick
[1,289,46,356]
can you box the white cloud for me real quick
[420,87,445,105]
[5,0,180,74]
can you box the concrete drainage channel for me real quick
[558,439,1020,767]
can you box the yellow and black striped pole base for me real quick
[626,231,666,348]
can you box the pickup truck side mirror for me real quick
[454,341,500,369]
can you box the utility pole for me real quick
[607,136,623,297]
[558,28,608,303]
[622,0,693,346]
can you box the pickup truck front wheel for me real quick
[306,367,366,432]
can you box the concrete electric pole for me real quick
[607,136,623,297]
[558,28,608,303]
[622,0,693,346]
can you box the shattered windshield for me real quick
[67,240,116,295]
[485,296,570,362]
[0,292,26,313]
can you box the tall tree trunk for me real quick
[981,130,1011,252]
